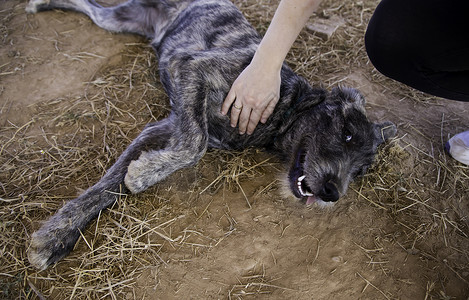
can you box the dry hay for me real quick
[1,0,468,299]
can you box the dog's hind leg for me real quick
[28,118,175,270]
[26,0,188,39]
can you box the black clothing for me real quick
[365,0,469,101]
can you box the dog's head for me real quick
[282,86,396,207]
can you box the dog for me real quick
[25,0,397,270]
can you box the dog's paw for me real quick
[124,156,154,194]
[25,0,51,13]
[28,226,79,270]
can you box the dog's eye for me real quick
[344,129,353,143]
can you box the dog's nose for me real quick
[320,182,339,202]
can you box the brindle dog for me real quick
[26,0,397,270]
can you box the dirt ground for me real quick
[1,0,468,299]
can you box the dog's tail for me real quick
[26,0,193,39]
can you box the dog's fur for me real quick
[26,0,397,270]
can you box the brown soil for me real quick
[1,0,468,299]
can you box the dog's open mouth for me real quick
[289,148,320,205]
[297,175,318,205]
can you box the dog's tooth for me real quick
[297,182,304,196]
[297,176,314,197]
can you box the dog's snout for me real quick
[320,182,339,202]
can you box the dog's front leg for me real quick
[124,116,209,194]
[28,119,174,270]
[125,54,212,193]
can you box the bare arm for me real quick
[221,0,323,135]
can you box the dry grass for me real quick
[1,0,468,299]
[228,263,295,298]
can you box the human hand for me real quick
[221,62,281,135]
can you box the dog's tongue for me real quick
[306,196,317,205]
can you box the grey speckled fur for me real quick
[26,0,397,270]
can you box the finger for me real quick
[237,106,252,134]
[221,89,236,115]
[246,109,262,135]
[230,101,243,128]
[260,99,278,123]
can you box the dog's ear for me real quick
[291,84,327,112]
[331,87,366,112]
[373,121,397,145]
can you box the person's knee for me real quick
[364,29,385,75]
[364,0,411,79]
[365,29,402,80]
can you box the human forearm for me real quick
[222,0,323,135]
[252,0,322,72]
